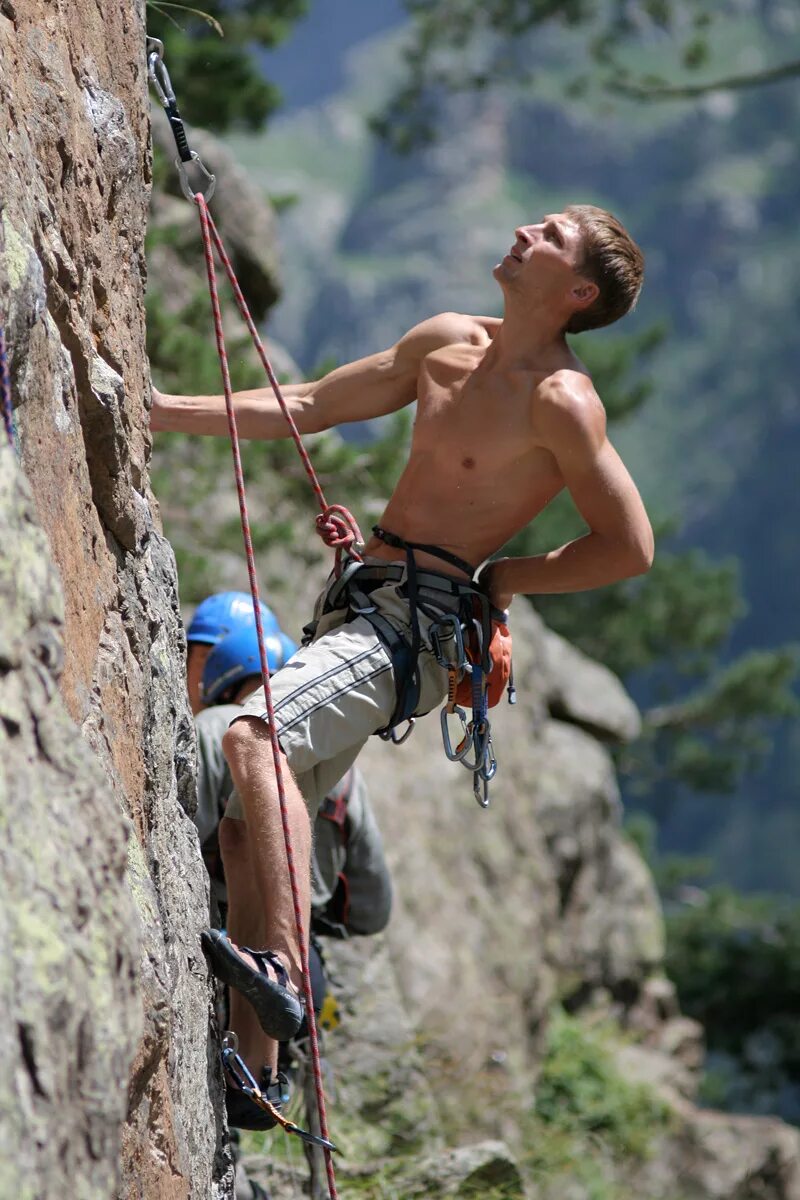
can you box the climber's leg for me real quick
[218,815,276,1074]
[222,716,311,986]
[214,717,310,1072]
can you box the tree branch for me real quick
[608,56,800,102]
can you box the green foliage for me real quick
[665,885,800,1119]
[147,288,264,395]
[526,541,744,679]
[146,0,308,132]
[376,1,799,149]
[522,1009,673,1198]
[623,824,800,1121]
[533,1010,671,1158]
[622,647,800,795]
[666,888,800,1053]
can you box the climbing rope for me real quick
[196,192,340,1199]
[147,39,343,1198]
[196,204,365,575]
[0,325,14,449]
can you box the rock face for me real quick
[0,5,228,1197]
[350,601,665,1135]
[0,448,140,1200]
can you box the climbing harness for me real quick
[222,1032,336,1152]
[147,39,341,1196]
[309,524,516,807]
[0,325,15,449]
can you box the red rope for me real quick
[195,195,338,1199]
[202,206,363,577]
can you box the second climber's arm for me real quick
[151,311,477,440]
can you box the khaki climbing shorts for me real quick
[227,560,457,814]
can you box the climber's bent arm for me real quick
[150,312,483,440]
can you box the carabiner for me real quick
[221,1030,335,1151]
[440,704,471,762]
[176,151,217,205]
[478,732,497,782]
[146,39,170,101]
[430,612,467,671]
[473,770,491,809]
[146,36,217,203]
[380,717,416,745]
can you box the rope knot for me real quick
[316,505,365,577]
[316,504,364,554]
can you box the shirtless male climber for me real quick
[152,204,654,1093]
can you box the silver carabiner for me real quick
[440,704,471,762]
[146,38,171,105]
[473,770,490,809]
[176,151,217,204]
[430,612,467,671]
[221,1029,239,1054]
[478,732,497,782]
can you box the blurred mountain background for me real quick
[146,0,800,1143]
[204,0,800,894]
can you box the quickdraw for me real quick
[222,1032,337,1153]
[431,605,512,809]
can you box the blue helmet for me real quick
[186,591,281,645]
[201,625,299,706]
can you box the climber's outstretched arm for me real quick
[151,312,480,440]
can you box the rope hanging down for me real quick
[197,185,340,1200]
[147,39,344,1200]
